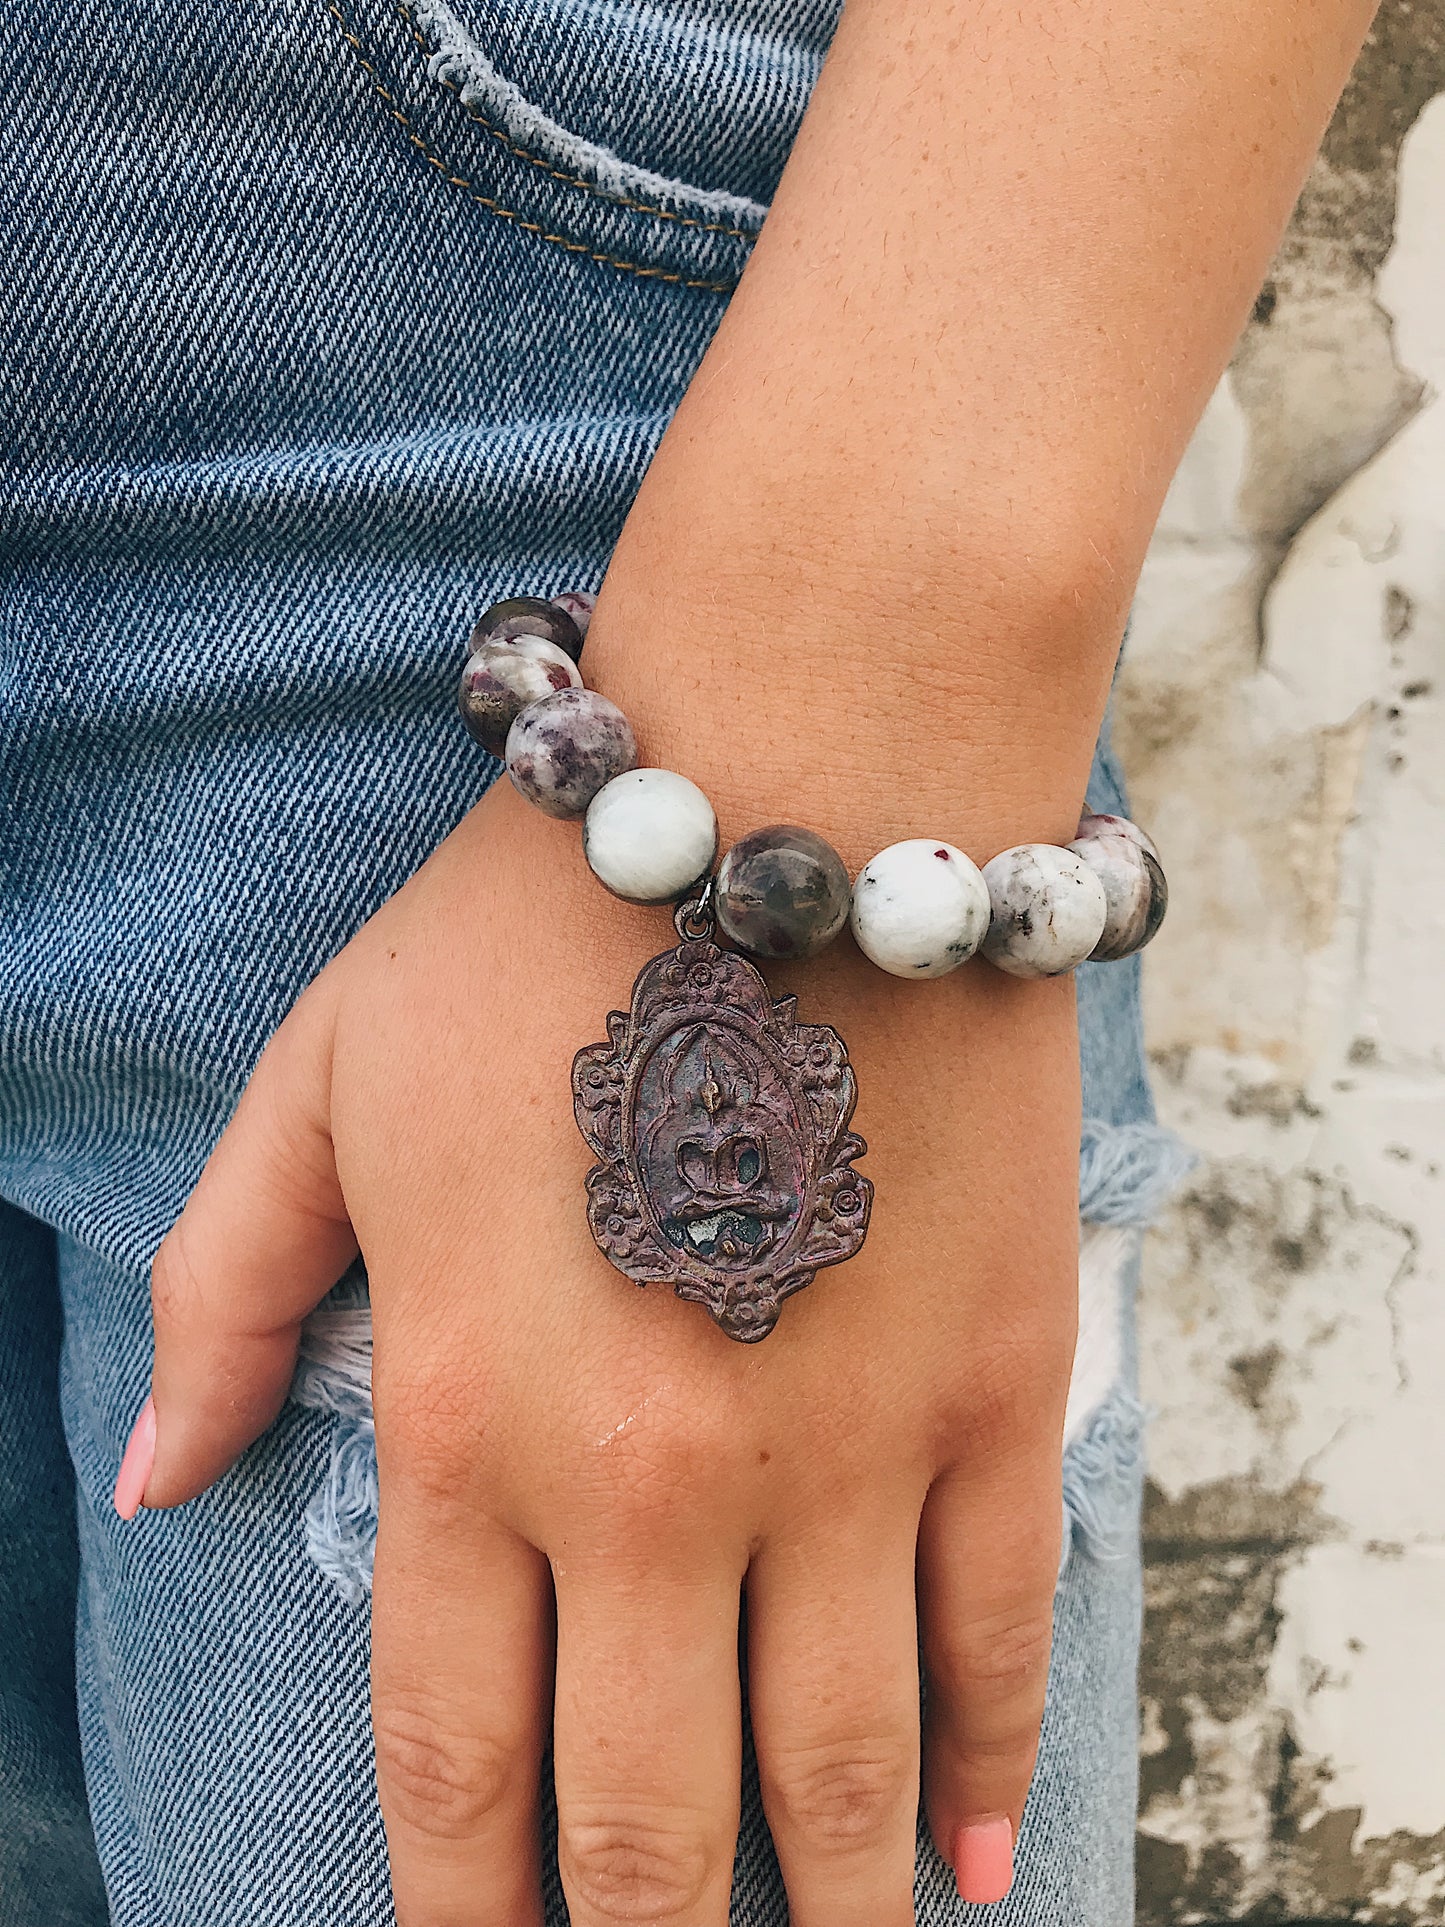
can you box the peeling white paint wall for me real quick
[1125,44,1445,1926]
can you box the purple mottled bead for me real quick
[506,687,638,819]
[468,594,584,663]
[457,636,582,757]
[1075,811,1159,862]
[715,825,851,961]
[550,590,597,641]
[1069,831,1169,960]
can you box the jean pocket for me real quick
[330,0,841,292]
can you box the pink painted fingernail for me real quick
[113,1397,156,1521]
[954,1814,1014,1905]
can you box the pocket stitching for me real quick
[325,0,742,294]
[397,5,761,243]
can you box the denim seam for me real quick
[324,0,740,294]
[396,5,761,242]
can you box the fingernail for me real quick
[954,1814,1014,1905]
[113,1397,156,1521]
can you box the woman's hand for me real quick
[120,0,1382,1907]
[137,770,1082,1926]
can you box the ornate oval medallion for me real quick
[572,939,872,1341]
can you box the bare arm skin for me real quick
[137,4,1377,1923]
[589,0,1375,853]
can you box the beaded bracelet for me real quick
[459,593,1168,1343]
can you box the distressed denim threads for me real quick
[1,0,1185,1919]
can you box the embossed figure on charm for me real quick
[572,940,872,1342]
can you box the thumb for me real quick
[122,973,359,1515]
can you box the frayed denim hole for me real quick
[305,1416,378,1608]
[292,1265,378,1607]
[1057,1117,1198,1581]
[1059,1386,1147,1579]
[1079,1117,1198,1227]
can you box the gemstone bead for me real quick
[1075,811,1159,861]
[849,839,991,978]
[550,590,597,642]
[1069,831,1168,960]
[715,825,851,961]
[457,636,582,756]
[584,769,718,904]
[506,687,637,819]
[980,843,1108,978]
[468,594,584,663]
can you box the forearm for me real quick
[584,0,1376,856]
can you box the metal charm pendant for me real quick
[572,894,872,1343]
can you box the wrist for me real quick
[445,576,1162,1024]
[578,555,1123,869]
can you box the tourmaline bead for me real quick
[468,594,584,663]
[457,636,582,756]
[550,590,597,642]
[1069,830,1168,960]
[849,839,991,979]
[584,768,718,904]
[715,825,851,961]
[980,843,1108,978]
[506,687,637,819]
[1075,811,1159,861]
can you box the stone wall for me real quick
[1125,8,1445,1919]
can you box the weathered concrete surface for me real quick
[1122,9,1445,1919]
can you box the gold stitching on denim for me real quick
[394,5,759,243]
[325,0,739,294]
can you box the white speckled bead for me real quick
[457,636,582,756]
[980,843,1108,978]
[849,840,990,978]
[1068,831,1168,960]
[584,769,718,904]
[505,687,637,819]
[1075,811,1159,862]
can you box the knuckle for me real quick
[586,1405,732,1529]
[372,1694,516,1841]
[977,1338,1060,1421]
[763,1732,915,1853]
[375,1366,486,1510]
[559,1808,714,1923]
[944,1333,1072,1459]
[936,1606,1055,1697]
[149,1226,206,1335]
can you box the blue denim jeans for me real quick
[0,0,1185,1918]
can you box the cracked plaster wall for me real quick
[1121,8,1445,1920]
